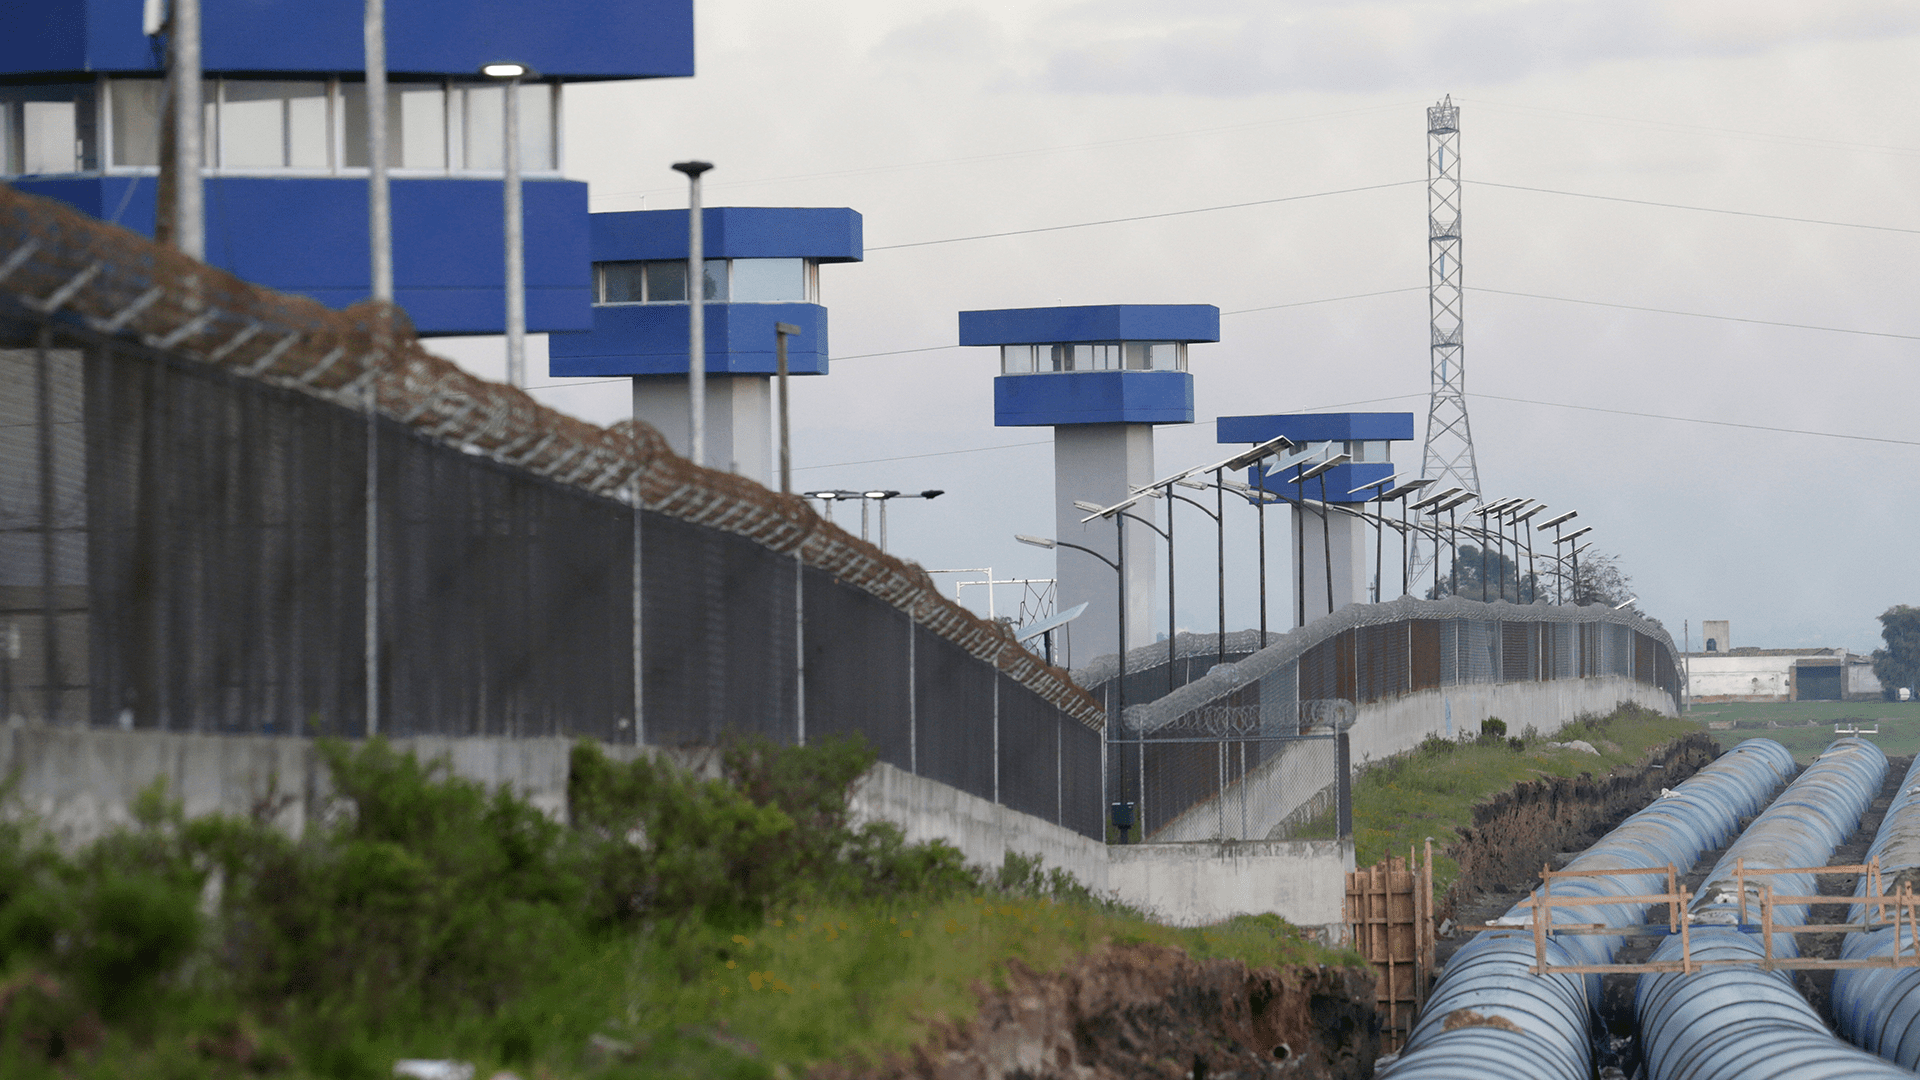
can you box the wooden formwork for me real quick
[1344,840,1436,1051]
[1459,858,1920,976]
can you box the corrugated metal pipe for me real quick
[1383,738,1794,1080]
[1635,737,1902,1080]
[1832,753,1920,1066]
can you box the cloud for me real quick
[1036,0,1920,96]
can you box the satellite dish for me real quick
[1016,602,1089,642]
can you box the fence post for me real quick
[1336,731,1352,839]
[794,552,805,746]
[35,326,60,725]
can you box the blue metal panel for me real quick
[13,175,591,334]
[591,208,863,263]
[1217,411,1416,444]
[993,371,1192,427]
[960,304,1219,346]
[549,303,829,378]
[0,0,693,79]
[1253,462,1393,504]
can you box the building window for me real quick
[1342,440,1392,463]
[595,259,817,305]
[70,75,561,177]
[1,82,99,176]
[998,341,1188,374]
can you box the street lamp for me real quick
[1017,530,1133,840]
[671,159,714,466]
[1410,486,1464,598]
[1077,498,1173,696]
[480,62,539,388]
[1295,452,1351,619]
[775,322,801,494]
[1434,490,1478,598]
[1379,478,1437,598]
[1514,502,1548,602]
[1556,525,1593,603]
[1539,510,1578,602]
[862,489,944,552]
[1172,478,1228,668]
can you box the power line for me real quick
[1223,286,1427,315]
[585,102,1419,202]
[1469,286,1920,342]
[792,393,1424,473]
[1459,97,1920,160]
[1469,179,1920,236]
[1471,392,1920,448]
[865,180,1423,251]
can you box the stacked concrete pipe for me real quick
[1635,737,1905,1080]
[1382,738,1794,1080]
[1832,753,1920,1067]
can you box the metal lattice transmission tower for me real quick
[1409,95,1480,588]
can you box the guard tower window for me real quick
[999,341,1187,374]
[1,83,99,176]
[596,259,819,305]
[1342,440,1391,463]
[222,81,331,169]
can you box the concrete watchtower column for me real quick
[550,207,863,484]
[960,304,1218,663]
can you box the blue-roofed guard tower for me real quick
[1218,412,1416,622]
[0,0,692,334]
[961,304,1218,662]
[549,207,863,485]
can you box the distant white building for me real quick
[1686,646,1883,703]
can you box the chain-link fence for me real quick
[0,184,1105,839]
[1079,596,1680,841]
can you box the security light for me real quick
[480,62,538,79]
[1297,452,1351,482]
[1411,486,1463,511]
[1015,534,1056,549]
[1073,500,1105,514]
[863,490,897,500]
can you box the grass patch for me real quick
[1295,703,1703,894]
[1686,701,1920,763]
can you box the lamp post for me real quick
[1539,510,1577,603]
[775,322,800,494]
[1079,499,1172,695]
[1169,481,1226,668]
[862,489,945,552]
[1381,478,1436,598]
[671,159,714,466]
[1514,502,1547,602]
[1556,526,1594,604]
[480,62,538,388]
[1497,499,1534,601]
[1409,486,1461,599]
[1348,475,1396,604]
[1017,530,1130,839]
[1435,491,1478,598]
[1295,452,1350,617]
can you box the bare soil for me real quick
[816,944,1379,1080]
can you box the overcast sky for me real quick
[434,0,1920,654]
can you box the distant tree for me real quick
[1425,543,1541,603]
[1570,552,1633,607]
[1872,605,1920,697]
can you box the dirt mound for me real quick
[816,943,1377,1080]
[1444,732,1719,920]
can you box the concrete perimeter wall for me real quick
[0,729,1109,897]
[1108,839,1354,929]
[1347,676,1673,767]
[847,762,1108,892]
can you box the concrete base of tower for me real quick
[1291,504,1369,625]
[632,374,772,487]
[1051,424,1158,666]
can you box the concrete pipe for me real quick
[1384,739,1793,1080]
[1635,738,1892,1080]
[1832,754,1920,1066]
